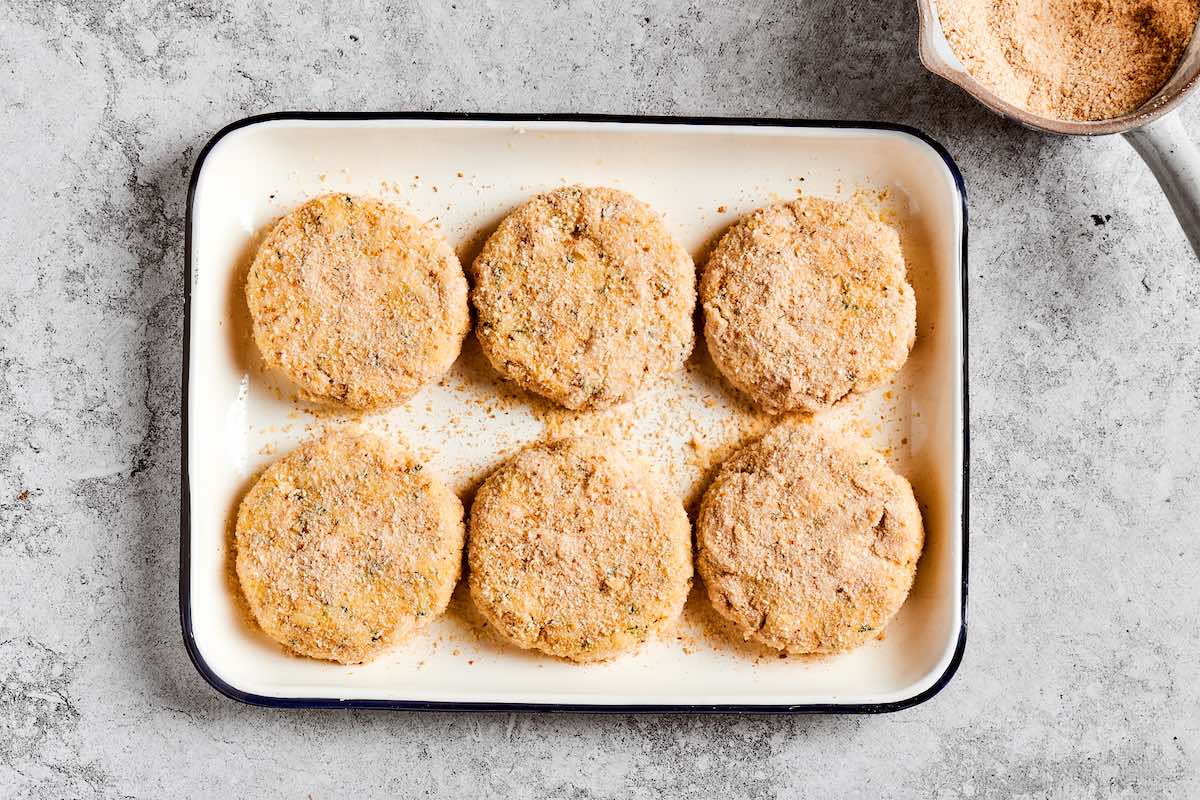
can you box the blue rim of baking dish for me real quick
[181,111,970,714]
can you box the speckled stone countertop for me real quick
[2,2,1198,797]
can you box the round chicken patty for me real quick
[470,185,695,410]
[467,437,693,662]
[700,197,915,414]
[696,423,923,655]
[235,430,465,664]
[246,193,470,411]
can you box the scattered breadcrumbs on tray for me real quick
[227,179,921,664]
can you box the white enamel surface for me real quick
[186,118,965,707]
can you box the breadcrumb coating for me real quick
[468,437,692,662]
[700,197,915,414]
[696,423,923,655]
[247,193,469,410]
[235,430,464,664]
[471,186,695,410]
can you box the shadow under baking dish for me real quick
[181,112,969,713]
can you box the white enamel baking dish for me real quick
[182,113,968,712]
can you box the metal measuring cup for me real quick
[915,1,1200,258]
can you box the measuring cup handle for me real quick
[1124,111,1200,260]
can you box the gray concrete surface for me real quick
[2,1,1198,797]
